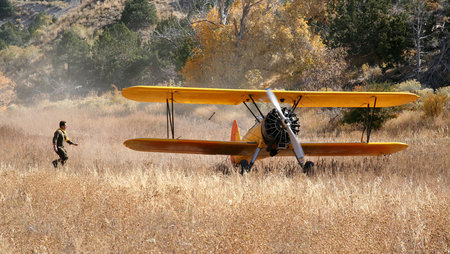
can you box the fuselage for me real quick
[233,119,279,164]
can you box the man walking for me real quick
[52,121,78,168]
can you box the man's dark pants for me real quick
[57,147,69,165]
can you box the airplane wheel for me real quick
[303,161,314,176]
[239,160,250,175]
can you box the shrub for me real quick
[342,107,397,130]
[438,86,450,97]
[341,82,398,129]
[0,0,13,19]
[121,0,158,30]
[0,21,23,49]
[0,45,41,70]
[0,12,48,47]
[417,88,434,98]
[422,93,448,117]
[26,12,49,40]
[395,79,422,91]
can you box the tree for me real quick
[0,0,13,19]
[91,23,146,88]
[217,0,234,25]
[327,0,412,70]
[150,15,196,80]
[177,0,215,18]
[54,30,90,83]
[405,0,448,88]
[0,21,23,49]
[0,71,16,110]
[121,0,158,30]
[26,12,47,40]
[181,0,328,89]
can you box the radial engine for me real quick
[261,107,300,152]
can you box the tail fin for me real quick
[230,120,240,164]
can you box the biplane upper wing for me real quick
[124,138,408,156]
[122,86,419,107]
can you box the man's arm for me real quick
[53,132,58,153]
[68,140,78,146]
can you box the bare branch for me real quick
[191,19,221,28]
[249,0,263,8]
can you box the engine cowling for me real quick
[261,107,300,151]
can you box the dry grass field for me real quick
[0,92,448,253]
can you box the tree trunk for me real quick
[413,0,425,79]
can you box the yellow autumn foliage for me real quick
[182,0,327,89]
[0,72,16,111]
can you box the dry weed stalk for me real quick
[0,95,448,252]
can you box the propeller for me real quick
[266,88,305,167]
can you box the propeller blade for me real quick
[266,88,305,167]
[286,127,305,164]
[266,88,285,120]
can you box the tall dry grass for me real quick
[0,93,448,252]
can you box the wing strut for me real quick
[242,94,265,123]
[166,92,175,139]
[243,102,260,122]
[249,95,264,118]
[288,96,302,117]
[361,97,377,143]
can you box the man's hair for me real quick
[59,121,66,127]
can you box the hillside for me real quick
[6,0,181,46]
[0,0,189,105]
[0,0,447,107]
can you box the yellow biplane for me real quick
[121,86,419,174]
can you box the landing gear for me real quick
[239,160,250,175]
[238,147,262,174]
[303,161,314,176]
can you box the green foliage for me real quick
[342,107,397,130]
[0,0,13,19]
[341,82,398,129]
[121,0,158,30]
[374,13,410,69]
[0,21,23,49]
[54,30,90,81]
[26,12,47,39]
[0,12,48,49]
[150,15,195,74]
[92,23,147,88]
[327,0,412,69]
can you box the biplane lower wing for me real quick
[121,86,419,107]
[124,138,408,157]
[124,138,258,156]
[278,142,408,156]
